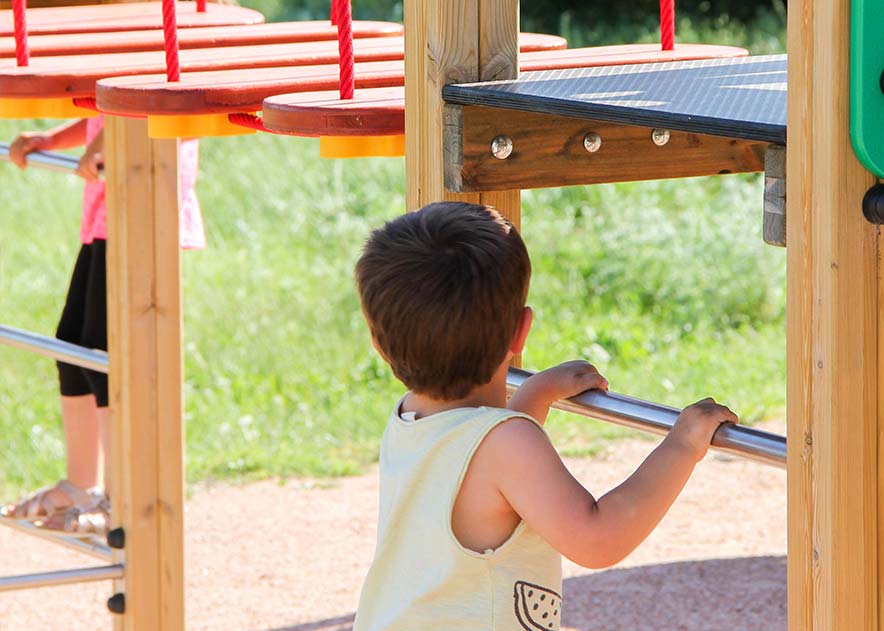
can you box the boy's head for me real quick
[356,202,531,400]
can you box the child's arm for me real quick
[507,360,608,424]
[493,368,735,569]
[75,128,103,182]
[8,119,89,169]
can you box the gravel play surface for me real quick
[0,429,786,631]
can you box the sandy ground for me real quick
[0,431,786,631]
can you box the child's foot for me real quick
[0,480,96,522]
[38,493,109,538]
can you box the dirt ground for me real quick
[0,429,786,631]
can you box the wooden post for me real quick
[786,0,879,629]
[404,0,520,228]
[105,115,185,631]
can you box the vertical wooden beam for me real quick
[786,0,879,629]
[404,0,520,226]
[105,115,184,631]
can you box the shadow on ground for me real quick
[267,555,786,631]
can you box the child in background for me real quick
[352,201,738,630]
[1,116,204,535]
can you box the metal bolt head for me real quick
[583,132,602,153]
[491,136,514,160]
[651,129,671,146]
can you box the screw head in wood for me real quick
[651,129,671,146]
[583,132,602,153]
[491,136,513,160]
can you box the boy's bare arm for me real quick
[489,396,735,569]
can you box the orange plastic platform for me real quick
[0,2,263,37]
[0,21,405,58]
[94,43,746,120]
[261,43,749,136]
[0,32,566,99]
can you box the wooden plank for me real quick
[0,21,405,58]
[0,2,263,37]
[444,105,767,192]
[785,0,879,628]
[105,115,184,631]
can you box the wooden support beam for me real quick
[404,0,520,224]
[786,0,879,628]
[105,115,184,631]
[444,105,768,192]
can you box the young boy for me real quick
[353,201,738,630]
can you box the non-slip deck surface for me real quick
[0,2,263,37]
[443,54,786,143]
[96,43,746,117]
[0,20,404,58]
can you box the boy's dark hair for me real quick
[356,202,531,401]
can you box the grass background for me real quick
[0,5,787,496]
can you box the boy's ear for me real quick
[509,306,533,355]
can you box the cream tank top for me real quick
[353,403,563,631]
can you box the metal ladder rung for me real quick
[0,325,108,373]
[0,517,112,561]
[0,564,123,593]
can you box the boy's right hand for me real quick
[8,132,51,169]
[669,398,739,462]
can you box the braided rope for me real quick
[72,97,98,111]
[228,112,267,132]
[162,0,181,81]
[330,0,340,25]
[660,0,675,51]
[12,0,29,67]
[335,0,354,99]
[196,0,206,12]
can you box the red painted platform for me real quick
[0,21,405,58]
[94,44,747,123]
[0,2,264,37]
[1,33,567,99]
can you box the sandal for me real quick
[38,493,110,538]
[0,480,96,522]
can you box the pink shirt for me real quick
[81,116,206,249]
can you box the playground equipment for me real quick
[1,0,840,627]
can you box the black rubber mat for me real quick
[443,55,786,144]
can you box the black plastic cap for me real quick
[863,183,884,224]
[107,593,126,615]
[107,527,125,550]
[880,69,884,96]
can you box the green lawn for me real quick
[0,11,787,496]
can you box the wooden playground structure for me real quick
[0,0,877,628]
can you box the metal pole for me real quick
[507,367,787,468]
[0,325,109,373]
[0,564,123,593]
[0,517,112,562]
[0,141,81,175]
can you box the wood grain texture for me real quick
[445,105,767,192]
[0,2,263,37]
[0,21,405,58]
[786,0,879,628]
[105,115,184,631]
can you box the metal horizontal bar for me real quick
[0,325,108,373]
[506,367,786,468]
[0,141,81,175]
[0,564,123,593]
[0,517,112,562]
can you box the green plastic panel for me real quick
[851,0,884,178]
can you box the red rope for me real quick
[335,0,354,100]
[72,97,98,111]
[196,0,206,12]
[228,112,267,132]
[162,0,181,81]
[330,0,339,25]
[660,0,675,51]
[12,0,29,67]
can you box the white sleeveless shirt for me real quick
[353,402,563,631]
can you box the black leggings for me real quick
[56,240,108,407]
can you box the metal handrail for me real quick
[0,141,81,175]
[0,325,108,373]
[0,564,123,593]
[506,367,786,468]
[0,517,112,561]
